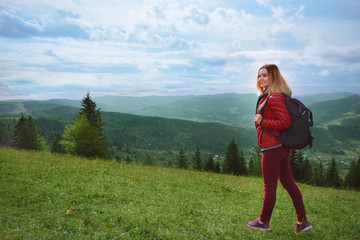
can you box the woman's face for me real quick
[258,68,270,89]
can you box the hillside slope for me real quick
[0,106,256,154]
[1,93,359,162]
[1,148,359,239]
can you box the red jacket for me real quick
[256,93,291,149]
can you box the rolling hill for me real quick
[0,93,359,165]
[0,105,256,155]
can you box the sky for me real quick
[0,0,360,100]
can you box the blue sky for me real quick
[0,0,359,100]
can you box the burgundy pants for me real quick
[259,147,306,224]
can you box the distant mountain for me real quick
[0,99,80,114]
[2,93,357,128]
[309,95,360,125]
[117,93,258,129]
[1,93,359,163]
[300,92,355,106]
[0,106,256,154]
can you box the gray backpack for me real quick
[257,93,314,149]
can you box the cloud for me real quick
[0,0,359,99]
[0,10,90,39]
[318,70,330,76]
[256,0,272,7]
[56,10,81,19]
[43,49,57,57]
[184,5,210,26]
[0,10,41,38]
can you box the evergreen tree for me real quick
[13,115,43,150]
[13,115,27,148]
[318,161,325,186]
[224,139,246,175]
[302,157,313,184]
[356,157,360,189]
[61,93,109,159]
[214,161,221,173]
[167,159,173,168]
[126,155,132,164]
[192,145,202,171]
[144,154,152,166]
[344,157,360,189]
[313,161,325,186]
[326,157,342,188]
[239,149,247,175]
[177,147,187,169]
[80,92,104,131]
[62,114,109,158]
[51,133,65,153]
[249,146,262,177]
[248,157,255,176]
[204,155,215,172]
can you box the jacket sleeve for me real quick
[261,94,291,130]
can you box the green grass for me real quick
[1,148,360,239]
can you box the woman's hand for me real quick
[254,114,263,125]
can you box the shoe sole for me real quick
[247,224,271,231]
[295,225,312,234]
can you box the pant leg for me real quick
[259,148,284,224]
[278,152,307,222]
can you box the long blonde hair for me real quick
[256,64,292,95]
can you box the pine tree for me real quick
[214,161,221,173]
[167,159,173,168]
[248,157,255,176]
[13,115,43,150]
[126,155,132,164]
[80,92,104,131]
[61,93,109,159]
[177,147,187,169]
[239,149,248,175]
[356,157,360,189]
[344,157,360,189]
[13,115,27,148]
[51,133,65,153]
[326,157,342,188]
[250,146,262,177]
[204,155,215,172]
[224,139,246,175]
[144,154,152,166]
[313,161,325,186]
[302,157,313,184]
[192,145,202,171]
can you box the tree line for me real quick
[169,143,360,190]
[9,93,360,190]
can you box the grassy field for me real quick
[1,148,359,239]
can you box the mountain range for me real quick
[0,92,359,166]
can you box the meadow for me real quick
[1,148,359,239]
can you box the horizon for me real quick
[1,91,357,102]
[1,0,360,100]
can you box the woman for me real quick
[247,64,312,234]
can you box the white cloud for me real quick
[318,70,330,76]
[0,0,359,99]
[256,0,272,7]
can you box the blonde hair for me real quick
[256,64,292,95]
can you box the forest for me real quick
[0,93,359,189]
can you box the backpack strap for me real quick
[256,93,282,142]
[257,94,271,115]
